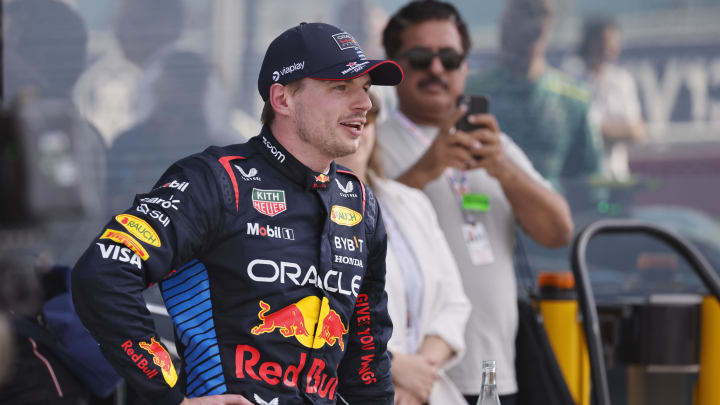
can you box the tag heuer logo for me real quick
[252,188,287,217]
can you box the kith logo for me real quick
[235,165,261,181]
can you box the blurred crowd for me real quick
[1,0,653,404]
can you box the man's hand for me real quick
[397,105,486,189]
[465,114,574,247]
[180,394,253,405]
[464,113,512,181]
[394,386,424,405]
[390,353,438,402]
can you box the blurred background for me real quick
[2,0,720,404]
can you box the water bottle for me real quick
[476,360,501,405]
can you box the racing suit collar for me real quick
[252,126,337,191]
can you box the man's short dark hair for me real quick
[260,80,304,126]
[579,15,618,62]
[382,0,471,59]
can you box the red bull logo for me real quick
[121,340,159,380]
[314,303,348,351]
[235,345,338,399]
[139,337,178,387]
[251,296,347,351]
[251,300,311,338]
[313,173,330,189]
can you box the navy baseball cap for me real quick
[258,22,403,101]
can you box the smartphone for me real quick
[455,94,489,132]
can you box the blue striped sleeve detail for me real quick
[160,261,226,398]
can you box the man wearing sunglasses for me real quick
[377,2,574,405]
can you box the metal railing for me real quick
[570,219,720,405]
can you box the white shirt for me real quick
[378,110,549,395]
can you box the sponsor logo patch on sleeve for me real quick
[115,214,161,247]
[138,337,178,387]
[100,229,150,260]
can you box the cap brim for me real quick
[310,59,403,86]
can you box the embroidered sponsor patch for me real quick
[100,229,150,260]
[96,243,142,269]
[332,32,359,50]
[159,180,189,192]
[121,340,159,380]
[341,61,370,75]
[330,205,362,226]
[138,337,178,387]
[116,214,161,247]
[235,165,261,181]
[252,188,287,217]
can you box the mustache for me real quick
[418,75,449,90]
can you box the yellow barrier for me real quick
[540,299,591,405]
[538,271,590,405]
[696,296,720,405]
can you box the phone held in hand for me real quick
[455,94,489,132]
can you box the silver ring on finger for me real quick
[448,126,456,136]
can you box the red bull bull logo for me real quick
[251,296,348,351]
[315,307,348,351]
[313,173,330,189]
[251,300,311,338]
[139,337,178,387]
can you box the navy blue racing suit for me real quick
[72,126,394,405]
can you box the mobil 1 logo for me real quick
[247,222,295,240]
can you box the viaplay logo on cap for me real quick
[332,32,359,51]
[272,61,305,82]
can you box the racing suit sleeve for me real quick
[72,155,224,405]
[336,191,394,404]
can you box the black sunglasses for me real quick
[398,47,466,71]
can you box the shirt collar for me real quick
[250,125,336,191]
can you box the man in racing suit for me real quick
[72,22,403,405]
